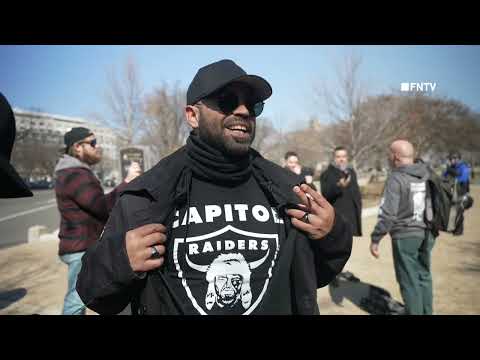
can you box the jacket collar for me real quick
[121,146,300,211]
[54,154,91,173]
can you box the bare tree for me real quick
[315,55,433,169]
[329,92,480,168]
[281,124,330,169]
[141,82,189,159]
[314,54,368,166]
[396,94,480,159]
[251,117,283,157]
[103,56,144,145]
[313,54,480,171]
[351,94,412,166]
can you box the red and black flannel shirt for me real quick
[55,167,126,255]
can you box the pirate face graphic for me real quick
[188,251,270,311]
[214,274,243,307]
[205,254,251,309]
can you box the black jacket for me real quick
[320,164,362,237]
[77,147,352,315]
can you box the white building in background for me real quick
[13,108,127,180]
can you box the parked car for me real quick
[28,179,54,190]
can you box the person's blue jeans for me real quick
[59,251,86,315]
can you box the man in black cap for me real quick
[54,126,141,314]
[0,92,33,198]
[77,59,352,315]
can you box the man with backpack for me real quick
[370,140,436,315]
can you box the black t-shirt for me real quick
[166,175,290,315]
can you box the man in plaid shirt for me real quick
[54,127,141,315]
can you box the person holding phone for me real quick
[284,151,315,186]
[320,146,362,238]
[54,127,141,315]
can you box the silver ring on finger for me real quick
[150,246,161,259]
[301,212,310,224]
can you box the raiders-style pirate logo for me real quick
[173,225,279,315]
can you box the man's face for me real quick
[76,134,102,165]
[334,150,348,169]
[214,274,243,307]
[450,157,458,165]
[193,82,257,157]
[285,156,300,173]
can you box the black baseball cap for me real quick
[64,127,93,153]
[187,59,272,106]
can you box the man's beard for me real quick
[82,151,101,166]
[198,115,256,157]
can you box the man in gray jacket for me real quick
[370,140,436,315]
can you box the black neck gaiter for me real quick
[186,131,252,185]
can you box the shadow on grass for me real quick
[328,272,405,315]
[0,288,27,310]
[455,238,480,274]
[0,253,63,314]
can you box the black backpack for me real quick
[425,170,453,237]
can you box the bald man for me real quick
[370,140,436,315]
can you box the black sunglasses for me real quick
[204,90,264,117]
[79,139,97,148]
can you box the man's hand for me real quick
[337,175,351,188]
[125,223,167,273]
[124,162,142,183]
[286,183,335,240]
[370,242,380,258]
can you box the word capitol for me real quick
[173,203,285,228]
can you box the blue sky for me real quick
[1,45,479,131]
